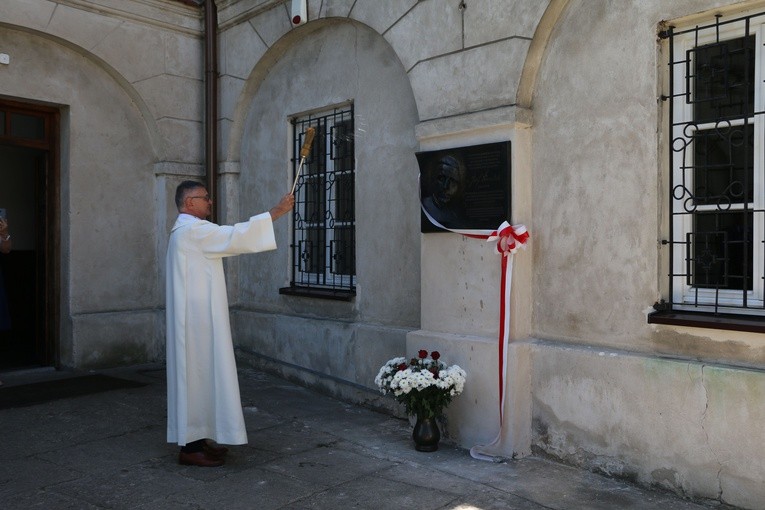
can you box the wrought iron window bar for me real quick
[657,10,765,319]
[281,105,356,299]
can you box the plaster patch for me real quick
[651,467,679,488]
[649,329,765,366]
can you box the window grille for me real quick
[661,11,765,316]
[281,105,356,299]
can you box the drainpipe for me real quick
[204,0,218,223]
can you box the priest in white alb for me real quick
[165,180,294,467]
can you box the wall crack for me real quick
[699,364,724,502]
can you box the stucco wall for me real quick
[530,340,765,509]
[216,1,543,443]
[532,0,660,352]
[0,0,204,367]
[529,347,765,508]
[4,0,764,505]
[532,0,765,365]
[529,1,765,506]
[225,17,421,395]
[0,26,161,366]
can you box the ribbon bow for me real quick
[486,222,529,256]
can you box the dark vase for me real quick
[412,415,440,452]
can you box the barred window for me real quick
[656,10,765,324]
[280,105,356,300]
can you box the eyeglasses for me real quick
[189,195,211,202]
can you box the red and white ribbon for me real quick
[421,204,529,460]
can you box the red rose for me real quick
[418,350,428,359]
[431,351,441,360]
[397,363,407,371]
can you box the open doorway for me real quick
[0,100,59,370]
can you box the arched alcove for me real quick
[0,25,162,367]
[227,19,421,398]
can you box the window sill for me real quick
[648,310,765,333]
[279,286,355,302]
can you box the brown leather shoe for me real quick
[178,451,224,467]
[202,439,229,459]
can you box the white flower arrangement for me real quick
[375,350,466,418]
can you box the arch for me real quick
[226,17,383,161]
[0,23,163,160]
[0,22,169,366]
[231,17,420,317]
[516,0,572,110]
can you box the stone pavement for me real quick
[0,363,734,510]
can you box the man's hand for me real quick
[269,193,295,221]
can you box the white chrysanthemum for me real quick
[432,365,466,396]
[415,371,435,391]
[375,357,408,394]
[376,354,467,415]
[391,368,417,396]
[434,376,451,390]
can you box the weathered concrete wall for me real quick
[222,15,421,398]
[404,0,542,454]
[217,1,543,452]
[0,0,204,367]
[532,0,765,363]
[4,0,764,505]
[529,1,765,506]
[530,340,765,509]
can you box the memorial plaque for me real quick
[418,141,511,233]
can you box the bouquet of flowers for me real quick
[375,349,466,419]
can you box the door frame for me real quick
[0,99,60,367]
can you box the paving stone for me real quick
[0,364,732,510]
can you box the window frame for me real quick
[279,103,356,300]
[656,11,765,323]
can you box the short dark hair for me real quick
[175,180,205,210]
